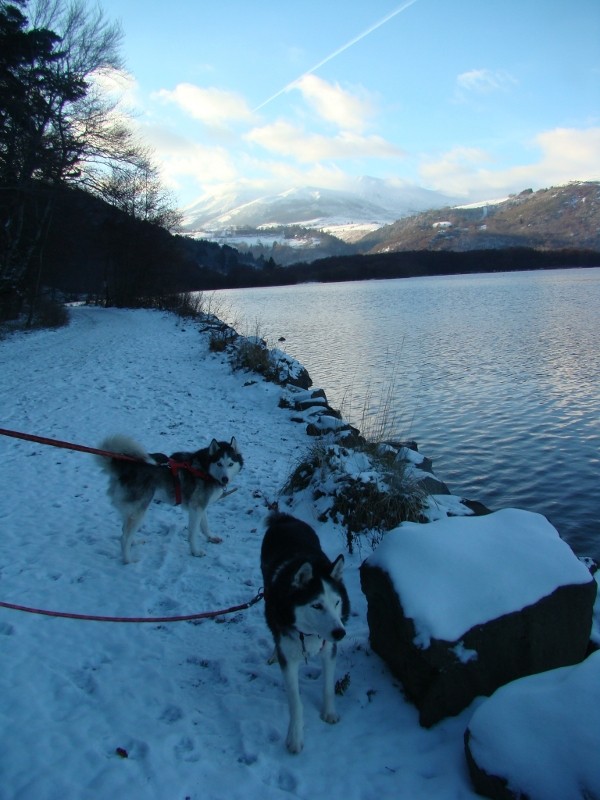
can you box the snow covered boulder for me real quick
[269,348,312,389]
[281,385,361,442]
[464,651,600,800]
[360,509,596,727]
[230,338,312,388]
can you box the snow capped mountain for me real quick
[182,178,457,241]
[349,175,457,216]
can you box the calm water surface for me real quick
[217,268,600,560]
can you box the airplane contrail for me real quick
[253,0,419,113]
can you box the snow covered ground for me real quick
[0,306,598,800]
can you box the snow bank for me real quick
[466,651,600,800]
[366,508,592,647]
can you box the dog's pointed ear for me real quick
[292,562,313,588]
[330,554,344,582]
[230,436,238,452]
[209,439,219,455]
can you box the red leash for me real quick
[0,426,251,622]
[0,427,220,505]
[0,427,143,462]
[0,591,264,623]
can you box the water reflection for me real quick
[217,269,600,559]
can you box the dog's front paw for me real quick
[208,536,222,544]
[190,548,207,558]
[286,731,303,754]
[321,710,340,725]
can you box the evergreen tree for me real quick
[0,1,180,317]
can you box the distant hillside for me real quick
[183,181,600,265]
[358,183,600,254]
[182,177,457,263]
[8,185,264,306]
[183,178,456,234]
[9,181,600,312]
[217,225,356,267]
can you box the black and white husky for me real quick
[96,434,243,563]
[261,512,350,754]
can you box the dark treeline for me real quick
[197,247,600,290]
[34,183,260,305]
[288,248,600,283]
[38,193,600,296]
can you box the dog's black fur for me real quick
[261,512,350,753]
[261,512,350,638]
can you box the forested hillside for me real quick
[359,183,600,253]
[22,184,261,303]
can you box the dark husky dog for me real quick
[261,512,350,753]
[96,434,243,563]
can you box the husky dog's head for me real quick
[292,555,349,642]
[207,437,243,487]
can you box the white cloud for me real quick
[455,68,518,101]
[155,83,253,126]
[243,161,352,192]
[534,127,600,170]
[420,127,600,200]
[140,124,239,190]
[245,120,404,162]
[292,74,375,132]
[420,146,491,191]
[148,124,600,207]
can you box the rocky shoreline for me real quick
[225,324,600,800]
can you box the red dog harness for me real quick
[165,458,219,505]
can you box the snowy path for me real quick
[0,307,479,800]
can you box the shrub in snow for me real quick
[229,336,312,388]
[207,322,238,352]
[230,335,272,375]
[281,442,427,553]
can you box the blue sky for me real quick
[95,0,600,208]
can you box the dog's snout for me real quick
[332,627,346,642]
[221,476,229,485]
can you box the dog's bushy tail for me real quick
[95,434,152,473]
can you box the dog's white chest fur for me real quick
[280,631,324,663]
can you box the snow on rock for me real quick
[269,347,312,388]
[465,651,600,800]
[280,384,360,441]
[360,509,597,727]
[398,444,452,496]
[365,509,593,645]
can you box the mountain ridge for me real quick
[359,182,600,254]
[182,180,600,266]
[183,178,458,236]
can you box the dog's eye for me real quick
[311,603,323,610]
